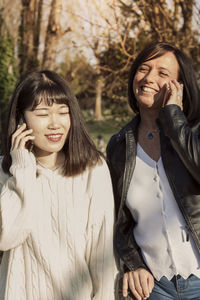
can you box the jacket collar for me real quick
[118,115,140,208]
[115,114,140,143]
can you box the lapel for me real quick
[119,116,140,208]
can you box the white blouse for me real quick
[0,149,116,300]
[126,144,200,281]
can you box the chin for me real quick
[37,145,64,155]
[138,99,154,108]
[47,146,64,152]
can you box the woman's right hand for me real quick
[123,268,154,300]
[11,123,35,151]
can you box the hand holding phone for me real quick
[11,118,35,151]
[164,80,183,110]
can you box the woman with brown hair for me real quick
[107,42,200,300]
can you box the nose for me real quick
[48,114,60,129]
[143,70,156,83]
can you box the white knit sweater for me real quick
[0,150,116,300]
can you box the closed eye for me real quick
[160,72,169,77]
[138,67,149,72]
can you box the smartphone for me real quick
[18,114,34,151]
[18,114,26,126]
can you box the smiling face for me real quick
[133,51,179,110]
[24,100,71,158]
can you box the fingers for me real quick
[123,271,141,299]
[169,80,183,97]
[165,79,184,110]
[123,269,154,300]
[132,271,148,299]
[148,274,154,294]
[11,124,35,151]
[123,272,128,297]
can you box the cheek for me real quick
[26,120,44,136]
[159,78,170,88]
[133,73,142,92]
[62,117,71,130]
[26,116,46,130]
[31,130,43,144]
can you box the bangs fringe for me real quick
[32,88,69,109]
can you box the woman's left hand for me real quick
[164,79,184,110]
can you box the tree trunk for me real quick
[173,0,180,32]
[42,0,63,69]
[19,0,42,75]
[95,75,104,121]
[34,0,43,59]
[180,0,194,49]
[139,0,195,48]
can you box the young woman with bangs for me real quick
[0,70,116,300]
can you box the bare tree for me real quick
[0,0,21,42]
[19,0,43,75]
[118,0,199,58]
[42,0,63,69]
[62,0,123,120]
[95,69,104,121]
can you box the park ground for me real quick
[86,118,128,152]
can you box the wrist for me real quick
[10,149,36,169]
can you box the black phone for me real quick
[18,114,26,126]
[18,114,34,151]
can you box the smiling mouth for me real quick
[140,86,158,93]
[45,134,63,142]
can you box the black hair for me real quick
[2,70,102,175]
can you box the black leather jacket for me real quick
[107,105,200,298]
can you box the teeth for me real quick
[142,86,155,92]
[47,135,61,138]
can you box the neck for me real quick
[34,149,64,170]
[139,108,159,130]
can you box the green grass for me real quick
[86,118,127,149]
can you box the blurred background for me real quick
[0,0,200,153]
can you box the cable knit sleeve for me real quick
[0,149,37,251]
[85,160,117,300]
